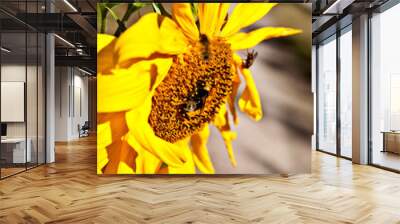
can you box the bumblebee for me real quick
[180,80,211,118]
[199,34,210,60]
[243,49,258,68]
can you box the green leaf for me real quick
[105,6,119,22]
[191,3,198,19]
[116,3,148,36]
[97,4,102,32]
[152,3,162,14]
[97,3,109,33]
[98,2,148,36]
[151,3,171,17]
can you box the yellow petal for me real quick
[215,4,231,35]
[118,162,135,174]
[98,35,117,74]
[159,16,189,55]
[213,103,227,127]
[232,53,243,67]
[98,112,128,143]
[116,13,158,64]
[191,124,215,174]
[97,69,149,113]
[238,68,263,121]
[220,130,237,167]
[97,121,112,174]
[103,138,136,174]
[198,3,229,37]
[228,71,241,126]
[97,147,108,175]
[213,105,238,167]
[97,58,172,113]
[97,34,115,53]
[116,13,186,65]
[220,3,277,37]
[172,3,199,41]
[97,121,113,148]
[228,27,302,50]
[125,98,188,169]
[149,58,174,91]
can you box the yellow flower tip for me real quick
[254,113,263,121]
[234,117,240,126]
[284,28,303,36]
[231,158,238,167]
[227,144,238,167]
[191,125,215,174]
[221,131,237,167]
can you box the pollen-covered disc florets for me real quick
[149,37,234,142]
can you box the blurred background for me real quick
[100,3,313,174]
[210,4,312,174]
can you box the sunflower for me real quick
[97,3,301,174]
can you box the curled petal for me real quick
[238,68,263,121]
[220,3,277,37]
[172,3,199,41]
[214,105,238,167]
[228,27,302,50]
[191,124,215,174]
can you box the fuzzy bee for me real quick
[243,49,258,68]
[199,34,210,60]
[180,80,211,118]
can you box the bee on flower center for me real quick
[149,38,233,143]
[243,49,258,68]
[180,80,211,119]
[199,34,210,60]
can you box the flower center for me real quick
[149,37,234,143]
